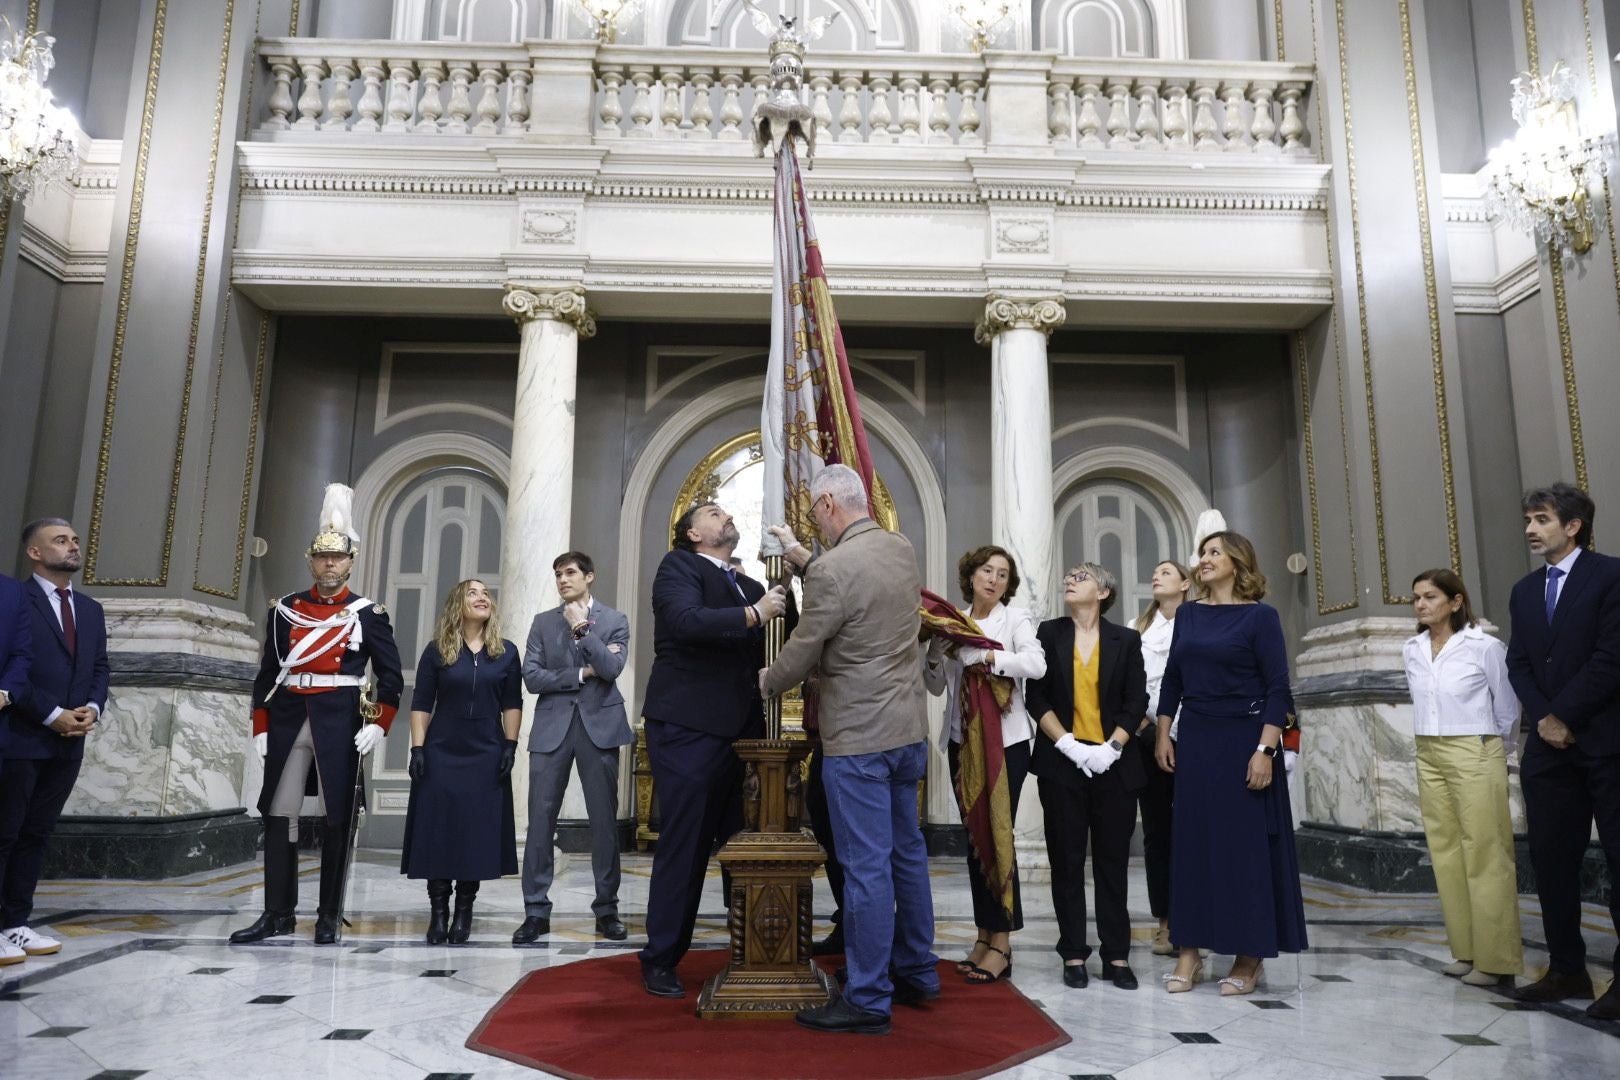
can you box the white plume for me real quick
[1190,508,1227,564]
[318,483,360,542]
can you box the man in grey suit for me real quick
[514,551,632,944]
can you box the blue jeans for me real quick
[820,741,939,1014]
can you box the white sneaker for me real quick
[0,936,23,966]
[2,925,62,956]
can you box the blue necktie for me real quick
[1544,565,1564,625]
[725,566,745,601]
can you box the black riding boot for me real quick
[448,880,479,944]
[314,824,349,945]
[230,817,298,944]
[426,879,452,945]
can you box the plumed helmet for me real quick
[307,483,361,557]
[1190,508,1228,564]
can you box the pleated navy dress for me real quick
[400,641,521,881]
[1156,601,1308,957]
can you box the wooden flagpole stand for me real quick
[696,554,835,1018]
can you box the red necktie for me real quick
[57,587,77,657]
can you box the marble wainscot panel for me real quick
[46,600,262,879]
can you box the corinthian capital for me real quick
[503,285,598,339]
[973,294,1067,346]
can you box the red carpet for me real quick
[466,952,1071,1079]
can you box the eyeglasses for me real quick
[1063,570,1091,584]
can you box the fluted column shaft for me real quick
[501,285,596,833]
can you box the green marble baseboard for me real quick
[43,808,260,880]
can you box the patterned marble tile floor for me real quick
[3,850,1615,1080]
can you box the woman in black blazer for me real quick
[1026,561,1149,990]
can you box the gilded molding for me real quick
[27,0,38,33]
[1273,0,1286,61]
[86,0,169,586]
[503,285,598,338]
[1548,261,1589,488]
[973,294,1066,346]
[289,0,302,37]
[1397,0,1461,573]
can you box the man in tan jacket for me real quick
[762,464,938,1035]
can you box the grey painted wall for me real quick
[32,0,139,141]
[1186,0,1266,61]
[0,262,63,570]
[311,0,394,39]
[1454,311,1528,628]
[1424,0,1490,172]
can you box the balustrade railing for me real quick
[251,38,1315,159]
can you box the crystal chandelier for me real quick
[948,1,1012,54]
[1485,61,1610,264]
[0,19,79,202]
[576,0,642,44]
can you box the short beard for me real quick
[43,556,81,574]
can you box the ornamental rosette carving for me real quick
[502,286,598,338]
[973,294,1067,345]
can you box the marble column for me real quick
[975,294,1064,881]
[500,284,596,841]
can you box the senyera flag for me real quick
[760,138,877,554]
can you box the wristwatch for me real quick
[1256,742,1280,759]
[1107,738,1124,753]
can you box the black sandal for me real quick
[964,945,1012,985]
[955,934,992,975]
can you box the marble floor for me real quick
[2,848,1616,1080]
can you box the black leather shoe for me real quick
[1514,969,1595,1003]
[229,912,295,944]
[891,972,941,1007]
[596,916,627,941]
[313,912,340,945]
[1062,962,1089,988]
[812,927,845,957]
[512,916,549,945]
[795,995,891,1035]
[1105,963,1139,990]
[641,961,685,998]
[1586,985,1620,1021]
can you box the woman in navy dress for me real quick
[1154,531,1307,994]
[401,579,522,945]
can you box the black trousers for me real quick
[948,739,1029,933]
[1136,733,1174,920]
[639,719,744,969]
[1040,769,1136,964]
[1520,747,1620,973]
[0,756,82,928]
[806,745,846,924]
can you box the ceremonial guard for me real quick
[231,485,403,945]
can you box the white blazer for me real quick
[923,603,1046,747]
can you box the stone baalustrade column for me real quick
[974,294,1065,882]
[500,284,596,840]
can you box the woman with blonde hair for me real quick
[1403,568,1522,987]
[1134,559,1191,955]
[400,579,522,944]
[1155,531,1307,994]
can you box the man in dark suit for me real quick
[1505,483,1620,1017]
[514,550,633,945]
[0,519,108,962]
[636,502,789,998]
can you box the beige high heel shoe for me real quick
[1219,961,1265,996]
[1162,958,1204,993]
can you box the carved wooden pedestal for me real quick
[696,738,835,1018]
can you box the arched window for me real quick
[395,0,545,42]
[669,0,917,52]
[1033,0,1188,59]
[1058,479,1182,623]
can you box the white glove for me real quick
[766,523,803,551]
[1283,749,1298,777]
[253,731,267,760]
[354,724,386,756]
[1090,740,1123,774]
[1054,734,1094,777]
[958,646,993,668]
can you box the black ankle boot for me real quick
[426,879,451,945]
[231,817,298,944]
[448,880,479,944]
[314,824,349,945]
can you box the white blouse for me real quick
[1402,624,1520,738]
[923,603,1046,747]
[1141,610,1174,720]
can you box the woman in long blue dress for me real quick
[401,579,522,945]
[1154,531,1307,994]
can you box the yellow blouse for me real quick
[1071,644,1103,743]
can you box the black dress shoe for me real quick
[1586,985,1620,1021]
[641,962,685,998]
[511,916,549,945]
[1105,963,1139,990]
[795,995,891,1035]
[596,916,627,941]
[228,912,295,944]
[1062,962,1089,988]
[313,912,340,945]
[812,927,845,957]
[891,972,941,1007]
[1514,969,1595,1003]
